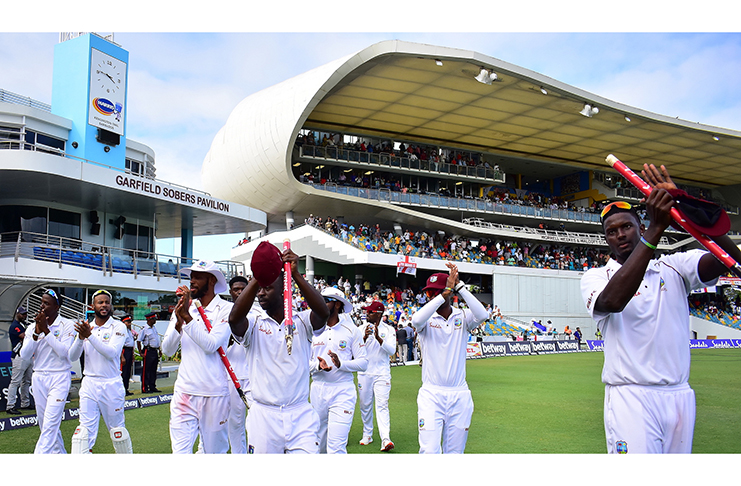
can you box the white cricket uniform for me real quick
[356,320,397,443]
[581,250,716,454]
[226,339,251,454]
[241,308,323,454]
[20,315,75,454]
[162,296,231,453]
[69,316,127,451]
[310,313,367,453]
[411,289,487,454]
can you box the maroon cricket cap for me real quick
[668,189,730,237]
[422,273,449,291]
[362,301,385,313]
[251,241,283,287]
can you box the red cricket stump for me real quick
[194,300,250,409]
[283,239,294,355]
[606,154,741,278]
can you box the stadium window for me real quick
[48,208,81,240]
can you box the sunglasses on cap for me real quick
[92,289,112,300]
[324,297,338,303]
[45,289,60,305]
[600,201,633,220]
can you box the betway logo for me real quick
[558,341,579,350]
[531,342,556,352]
[9,415,38,428]
[509,343,531,353]
[481,343,506,354]
[140,397,159,406]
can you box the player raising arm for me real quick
[229,241,329,453]
[581,163,741,454]
[411,262,488,454]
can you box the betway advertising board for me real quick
[469,339,741,359]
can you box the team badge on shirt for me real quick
[339,340,348,349]
[660,277,667,292]
[616,440,628,454]
[453,318,462,328]
[103,332,111,341]
[418,418,425,428]
[53,329,60,338]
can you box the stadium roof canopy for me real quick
[203,40,741,228]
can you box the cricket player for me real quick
[20,289,75,453]
[581,164,741,454]
[229,241,329,454]
[356,300,397,452]
[310,286,367,453]
[226,275,252,453]
[69,289,132,453]
[411,263,488,453]
[162,260,232,453]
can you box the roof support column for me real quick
[181,227,193,260]
[305,254,315,285]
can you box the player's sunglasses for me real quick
[600,201,632,219]
[324,297,338,303]
[45,289,60,305]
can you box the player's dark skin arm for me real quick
[229,277,260,338]
[593,187,674,314]
[284,249,329,331]
[641,163,741,283]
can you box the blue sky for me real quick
[2,26,741,261]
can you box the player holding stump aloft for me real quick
[69,289,132,453]
[21,289,75,454]
[581,163,741,454]
[356,300,397,451]
[411,263,488,454]
[162,260,232,454]
[229,241,329,454]
[310,286,367,454]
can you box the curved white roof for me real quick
[202,40,741,226]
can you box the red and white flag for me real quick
[396,255,417,276]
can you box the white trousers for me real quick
[228,379,251,454]
[417,384,473,454]
[357,373,391,441]
[7,354,33,409]
[248,400,319,454]
[310,380,356,454]
[604,383,696,454]
[31,371,70,454]
[78,376,126,451]
[169,391,230,454]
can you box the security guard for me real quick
[137,311,161,393]
[120,315,135,396]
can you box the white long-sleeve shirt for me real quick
[20,315,75,373]
[162,296,231,397]
[310,313,367,384]
[357,321,396,378]
[411,288,488,388]
[69,316,127,379]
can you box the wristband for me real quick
[640,236,657,251]
[444,287,454,293]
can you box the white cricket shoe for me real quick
[359,436,373,445]
[381,439,395,452]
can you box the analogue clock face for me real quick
[96,59,122,94]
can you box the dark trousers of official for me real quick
[121,346,134,391]
[142,347,159,393]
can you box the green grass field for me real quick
[2,349,739,454]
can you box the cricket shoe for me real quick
[359,436,373,446]
[381,439,395,452]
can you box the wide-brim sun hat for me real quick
[321,287,353,313]
[180,260,228,294]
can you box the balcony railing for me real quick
[299,145,506,183]
[0,231,245,282]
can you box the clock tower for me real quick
[51,33,129,170]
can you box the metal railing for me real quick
[309,181,604,224]
[24,289,87,322]
[0,231,245,283]
[299,145,506,183]
[0,88,51,112]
